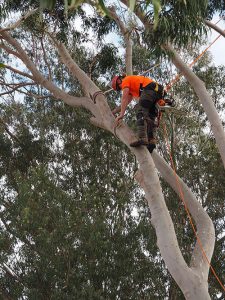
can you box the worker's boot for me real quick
[147,138,156,153]
[130,138,148,147]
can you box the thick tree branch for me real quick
[50,37,114,126]
[0,30,95,114]
[152,151,215,278]
[109,119,201,297]
[117,1,215,298]
[163,43,225,169]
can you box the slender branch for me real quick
[14,88,51,100]
[217,234,225,245]
[0,43,21,59]
[0,82,36,96]
[1,264,23,285]
[0,118,21,144]
[0,9,38,32]
[0,286,13,300]
[4,64,34,80]
[107,6,133,75]
[40,36,52,80]
[205,20,225,38]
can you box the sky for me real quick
[207,18,225,66]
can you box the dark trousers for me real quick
[135,88,161,142]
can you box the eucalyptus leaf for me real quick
[152,0,161,30]
[129,0,136,11]
[68,0,83,10]
[64,0,68,18]
[97,0,109,16]
[39,0,56,10]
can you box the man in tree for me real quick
[111,75,166,153]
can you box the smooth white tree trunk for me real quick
[164,43,225,169]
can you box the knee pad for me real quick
[136,114,145,126]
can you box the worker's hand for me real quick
[115,114,124,126]
[112,108,118,116]
[112,106,121,116]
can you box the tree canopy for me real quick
[0,1,225,299]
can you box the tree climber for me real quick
[111,74,167,153]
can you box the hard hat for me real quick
[111,75,122,91]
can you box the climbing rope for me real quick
[162,120,225,293]
[166,27,225,91]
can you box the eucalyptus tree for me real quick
[0,1,224,299]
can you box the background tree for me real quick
[0,1,224,299]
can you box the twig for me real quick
[0,9,38,33]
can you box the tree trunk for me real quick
[164,43,225,169]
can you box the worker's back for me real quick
[121,75,154,98]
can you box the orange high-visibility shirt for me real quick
[121,75,154,98]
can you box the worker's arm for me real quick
[112,105,121,116]
[115,88,132,124]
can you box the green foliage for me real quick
[0,2,224,299]
[141,0,208,51]
[0,97,169,299]
[152,0,161,29]
[129,0,136,11]
[207,0,225,19]
[40,0,57,10]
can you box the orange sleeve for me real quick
[121,77,131,90]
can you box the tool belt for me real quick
[139,82,164,97]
